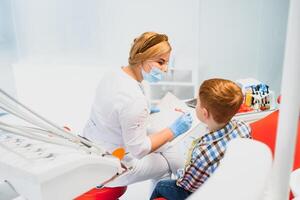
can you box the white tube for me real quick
[271,0,300,199]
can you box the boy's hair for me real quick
[199,78,243,124]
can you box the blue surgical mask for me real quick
[142,67,163,83]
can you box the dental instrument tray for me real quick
[0,88,123,200]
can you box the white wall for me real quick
[12,65,107,134]
[0,64,16,97]
[96,0,200,68]
[0,0,17,100]
[10,0,200,69]
[198,0,261,79]
[0,0,16,61]
[256,0,289,94]
[11,0,104,65]
[198,0,289,95]
[7,0,289,95]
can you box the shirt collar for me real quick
[202,120,236,143]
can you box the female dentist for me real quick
[82,32,193,187]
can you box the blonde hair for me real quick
[199,78,243,124]
[128,32,172,66]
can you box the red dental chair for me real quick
[63,126,127,200]
[75,186,127,200]
[74,151,127,200]
[250,109,300,200]
[250,110,300,170]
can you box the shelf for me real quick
[168,67,193,71]
[150,85,195,101]
[234,108,277,123]
[149,67,198,104]
[162,68,194,82]
[150,81,195,86]
[235,107,277,116]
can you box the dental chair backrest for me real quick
[188,138,272,200]
[290,168,300,199]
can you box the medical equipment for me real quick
[185,98,197,108]
[0,88,124,200]
[236,78,275,112]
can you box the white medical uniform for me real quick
[83,68,184,187]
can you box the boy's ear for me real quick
[202,107,209,120]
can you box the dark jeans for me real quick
[150,180,192,200]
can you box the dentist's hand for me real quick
[150,106,160,114]
[169,112,193,137]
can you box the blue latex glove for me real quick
[150,106,160,114]
[169,112,193,137]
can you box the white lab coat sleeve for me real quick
[119,98,151,159]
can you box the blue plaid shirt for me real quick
[176,119,251,192]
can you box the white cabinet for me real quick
[148,67,198,104]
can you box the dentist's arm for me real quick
[120,99,192,159]
[148,128,173,151]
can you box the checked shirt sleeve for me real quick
[176,143,225,192]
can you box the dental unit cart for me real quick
[0,89,123,200]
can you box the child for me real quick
[150,78,251,200]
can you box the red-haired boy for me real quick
[150,78,252,200]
